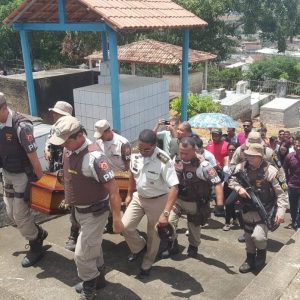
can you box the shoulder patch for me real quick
[157,152,170,164]
[275,171,288,191]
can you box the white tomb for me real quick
[260,97,300,127]
[73,70,169,142]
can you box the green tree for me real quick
[245,56,300,82]
[0,0,23,64]
[234,0,300,52]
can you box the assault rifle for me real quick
[235,170,279,232]
[48,144,63,172]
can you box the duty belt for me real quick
[143,193,167,199]
[75,200,109,214]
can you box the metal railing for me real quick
[207,78,300,96]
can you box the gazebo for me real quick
[85,39,216,90]
[4,0,207,131]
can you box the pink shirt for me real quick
[237,132,246,145]
[206,140,228,167]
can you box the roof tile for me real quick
[4,0,207,31]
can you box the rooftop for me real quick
[4,0,207,31]
[85,39,216,65]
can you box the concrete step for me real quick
[0,213,295,300]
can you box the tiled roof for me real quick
[85,39,216,65]
[4,0,207,31]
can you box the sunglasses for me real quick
[138,146,154,153]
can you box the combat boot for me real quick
[75,266,106,294]
[22,225,48,268]
[79,278,97,300]
[65,227,79,252]
[160,239,179,259]
[187,245,198,258]
[239,252,256,273]
[256,249,267,269]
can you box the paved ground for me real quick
[0,210,296,300]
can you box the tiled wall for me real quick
[73,74,169,142]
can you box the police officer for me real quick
[0,92,47,267]
[49,116,123,300]
[229,131,286,243]
[228,143,288,273]
[94,119,131,233]
[162,137,223,258]
[94,119,131,172]
[45,101,80,252]
[44,100,73,168]
[122,129,178,278]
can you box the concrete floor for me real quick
[0,210,296,300]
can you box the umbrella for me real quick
[188,113,237,128]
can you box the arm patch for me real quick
[94,156,114,183]
[121,142,131,161]
[275,172,288,191]
[18,122,37,153]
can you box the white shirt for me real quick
[130,147,179,198]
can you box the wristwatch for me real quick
[163,210,170,217]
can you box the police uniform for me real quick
[122,147,179,270]
[0,108,39,240]
[0,107,47,267]
[170,154,221,248]
[228,159,288,271]
[63,139,114,281]
[96,132,131,172]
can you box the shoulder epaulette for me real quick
[157,152,170,164]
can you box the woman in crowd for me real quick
[222,142,239,231]
[276,141,291,166]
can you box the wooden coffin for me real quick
[30,172,67,215]
[114,171,129,202]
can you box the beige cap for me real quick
[49,101,73,116]
[94,119,110,138]
[244,143,264,157]
[0,92,7,106]
[245,132,263,147]
[49,116,81,145]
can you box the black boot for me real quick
[239,252,256,273]
[65,227,79,252]
[79,278,97,300]
[187,245,198,258]
[75,266,106,294]
[160,239,179,259]
[21,225,48,268]
[256,249,266,269]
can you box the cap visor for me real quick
[94,132,102,138]
[48,108,71,116]
[49,135,67,146]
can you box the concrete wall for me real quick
[163,71,203,93]
[0,69,96,123]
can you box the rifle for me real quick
[48,144,63,172]
[235,170,279,232]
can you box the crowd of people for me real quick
[0,92,299,300]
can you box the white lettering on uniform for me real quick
[103,171,114,181]
[28,144,35,151]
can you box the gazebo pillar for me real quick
[181,28,189,121]
[108,29,121,132]
[204,61,208,90]
[19,30,38,116]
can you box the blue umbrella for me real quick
[188,113,237,128]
